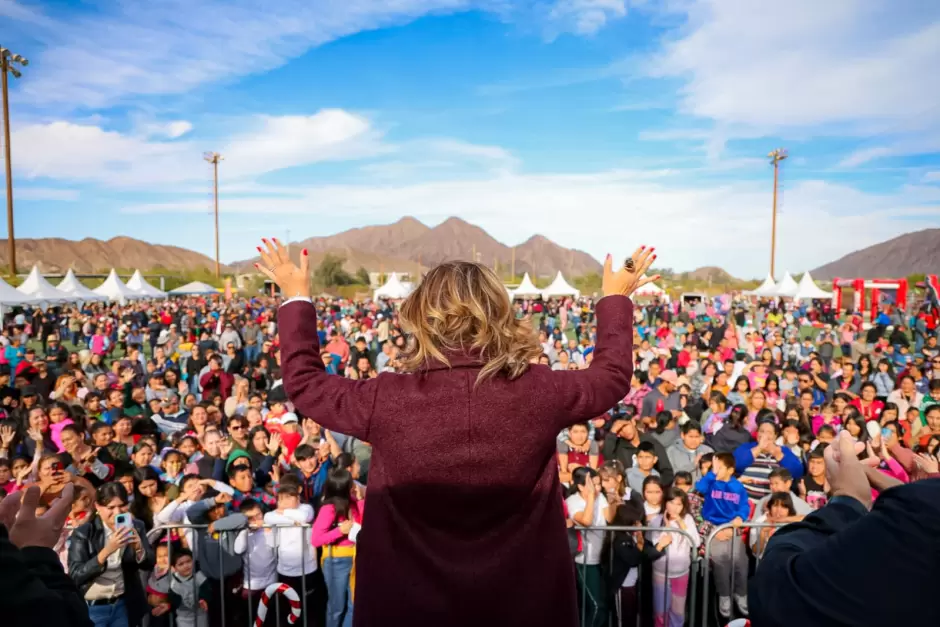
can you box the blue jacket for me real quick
[695,472,751,524]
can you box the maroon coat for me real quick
[279,295,635,627]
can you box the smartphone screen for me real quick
[51,461,64,473]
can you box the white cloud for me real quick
[10,109,388,186]
[119,169,937,277]
[646,0,940,162]
[547,0,629,35]
[924,171,940,183]
[12,0,473,109]
[14,187,79,201]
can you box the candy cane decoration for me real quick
[255,582,302,626]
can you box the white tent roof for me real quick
[373,272,413,300]
[511,273,542,299]
[634,276,667,298]
[0,276,42,306]
[17,265,76,303]
[57,269,108,302]
[793,271,834,301]
[772,272,799,298]
[93,269,144,302]
[747,274,778,297]
[168,281,219,296]
[127,270,168,298]
[540,271,580,299]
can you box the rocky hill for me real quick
[234,216,602,277]
[811,229,940,279]
[0,237,228,274]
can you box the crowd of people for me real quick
[0,285,938,627]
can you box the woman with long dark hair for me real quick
[707,404,754,453]
[312,468,363,627]
[130,466,167,531]
[259,238,658,627]
[68,481,156,627]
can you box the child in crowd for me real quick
[811,402,842,435]
[648,487,700,627]
[232,499,279,626]
[641,476,665,523]
[265,483,318,627]
[626,441,660,493]
[167,548,211,627]
[798,448,830,510]
[695,452,750,619]
[147,542,173,627]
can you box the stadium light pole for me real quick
[768,148,788,279]
[204,152,224,279]
[1,46,27,277]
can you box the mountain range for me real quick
[0,237,229,274]
[811,229,940,279]
[231,216,603,276]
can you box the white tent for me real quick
[93,269,143,303]
[57,269,108,302]
[168,281,219,296]
[771,272,799,298]
[540,271,580,299]
[511,273,542,299]
[747,274,778,297]
[0,276,42,306]
[127,270,168,299]
[634,277,668,300]
[17,265,76,303]
[373,273,413,300]
[793,271,834,301]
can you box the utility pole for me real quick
[768,148,788,279]
[1,46,27,277]
[203,152,224,279]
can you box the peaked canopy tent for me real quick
[771,272,800,298]
[511,273,542,299]
[633,277,669,301]
[17,265,77,303]
[746,274,778,297]
[93,269,145,303]
[168,281,221,296]
[793,271,834,301]
[127,270,168,299]
[540,271,580,299]
[56,269,108,302]
[0,276,42,307]
[374,272,413,300]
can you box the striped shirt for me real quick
[739,453,780,502]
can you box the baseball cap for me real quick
[280,412,298,424]
[162,391,179,405]
[659,370,679,386]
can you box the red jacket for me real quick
[199,369,234,401]
[279,296,635,627]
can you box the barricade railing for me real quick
[65,521,324,627]
[700,521,787,624]
[578,525,701,627]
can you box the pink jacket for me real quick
[50,418,75,452]
[872,457,909,501]
[311,499,364,548]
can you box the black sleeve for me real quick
[750,482,940,627]
[67,526,106,589]
[0,526,94,627]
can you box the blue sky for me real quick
[4,0,940,278]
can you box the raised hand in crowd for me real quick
[0,483,74,548]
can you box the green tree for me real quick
[355,266,371,286]
[314,254,354,287]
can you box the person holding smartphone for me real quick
[68,482,155,627]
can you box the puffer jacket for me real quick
[67,516,155,626]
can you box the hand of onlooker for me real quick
[215,492,232,505]
[27,428,44,443]
[338,519,354,535]
[825,431,874,510]
[152,604,171,616]
[731,516,744,529]
[101,526,133,560]
[268,432,283,456]
[656,533,672,550]
[0,484,74,549]
[0,425,14,449]
[199,600,208,611]
[914,453,939,475]
[218,439,233,459]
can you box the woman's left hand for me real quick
[255,238,310,299]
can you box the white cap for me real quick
[280,412,298,424]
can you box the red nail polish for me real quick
[302,248,308,256]
[253,263,259,267]
[256,247,262,252]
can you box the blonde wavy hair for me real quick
[398,261,542,382]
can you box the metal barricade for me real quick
[578,525,701,627]
[110,521,318,627]
[700,521,787,624]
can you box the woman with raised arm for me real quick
[256,238,658,627]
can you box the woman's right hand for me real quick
[100,526,133,562]
[338,520,354,535]
[602,246,659,298]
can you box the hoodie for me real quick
[695,471,750,525]
[666,440,714,480]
